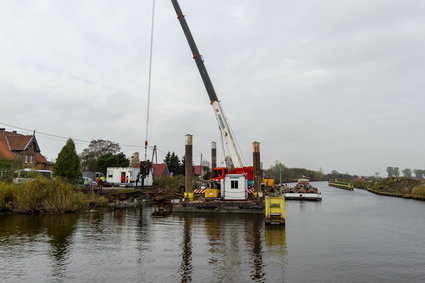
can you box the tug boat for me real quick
[283,178,322,201]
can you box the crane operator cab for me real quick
[210,167,228,189]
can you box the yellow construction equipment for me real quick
[263,178,275,187]
[204,189,219,198]
[184,192,194,201]
[265,196,285,224]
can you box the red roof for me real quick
[152,163,168,177]
[35,152,48,163]
[135,163,169,177]
[0,137,14,159]
[6,135,33,150]
[0,129,47,164]
[0,131,15,159]
[193,165,202,175]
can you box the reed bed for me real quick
[0,178,107,213]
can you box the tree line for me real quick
[53,139,211,181]
[263,161,326,183]
[387,166,425,179]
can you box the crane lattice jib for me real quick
[171,0,218,103]
[171,0,245,168]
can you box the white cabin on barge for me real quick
[106,167,152,187]
[221,174,248,200]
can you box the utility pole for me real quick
[279,164,283,185]
[253,141,261,198]
[211,142,217,169]
[185,134,193,200]
[200,152,203,177]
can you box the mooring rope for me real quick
[144,0,156,161]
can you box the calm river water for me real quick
[1,181,424,282]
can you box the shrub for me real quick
[153,175,185,192]
[0,183,14,211]
[411,184,425,198]
[0,178,107,213]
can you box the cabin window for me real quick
[231,180,238,189]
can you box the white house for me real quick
[106,167,152,186]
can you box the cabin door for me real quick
[121,172,126,183]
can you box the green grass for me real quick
[0,178,108,213]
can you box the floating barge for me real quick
[282,178,322,201]
[173,197,285,225]
[173,200,264,214]
[284,193,322,201]
[328,181,354,191]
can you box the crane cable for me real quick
[144,0,156,161]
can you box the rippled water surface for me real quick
[1,181,424,282]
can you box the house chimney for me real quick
[0,128,5,131]
[12,131,17,134]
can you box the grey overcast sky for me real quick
[1,0,424,176]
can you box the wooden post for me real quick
[211,142,217,169]
[253,141,261,198]
[185,134,194,200]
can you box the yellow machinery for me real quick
[184,192,194,201]
[205,189,219,198]
[263,178,275,187]
[265,196,285,224]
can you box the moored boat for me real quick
[283,178,322,201]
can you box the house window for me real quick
[29,155,33,163]
[25,155,28,163]
[231,180,238,189]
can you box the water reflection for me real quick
[1,208,289,282]
[264,225,287,254]
[248,219,265,281]
[45,214,79,278]
[175,214,288,282]
[180,215,193,283]
[0,213,79,279]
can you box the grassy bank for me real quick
[353,178,425,200]
[152,175,186,193]
[0,178,108,213]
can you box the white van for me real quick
[13,168,53,184]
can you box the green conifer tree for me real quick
[54,138,81,182]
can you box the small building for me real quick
[136,163,169,178]
[106,167,152,186]
[222,174,248,200]
[152,163,169,177]
[0,128,48,169]
[193,165,203,176]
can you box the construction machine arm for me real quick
[171,0,244,168]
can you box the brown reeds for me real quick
[411,184,425,198]
[0,178,107,213]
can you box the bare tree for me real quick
[80,139,120,171]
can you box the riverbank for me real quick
[353,177,425,200]
[328,181,354,190]
[0,178,108,213]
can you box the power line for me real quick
[0,122,155,149]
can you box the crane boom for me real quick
[171,0,244,168]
